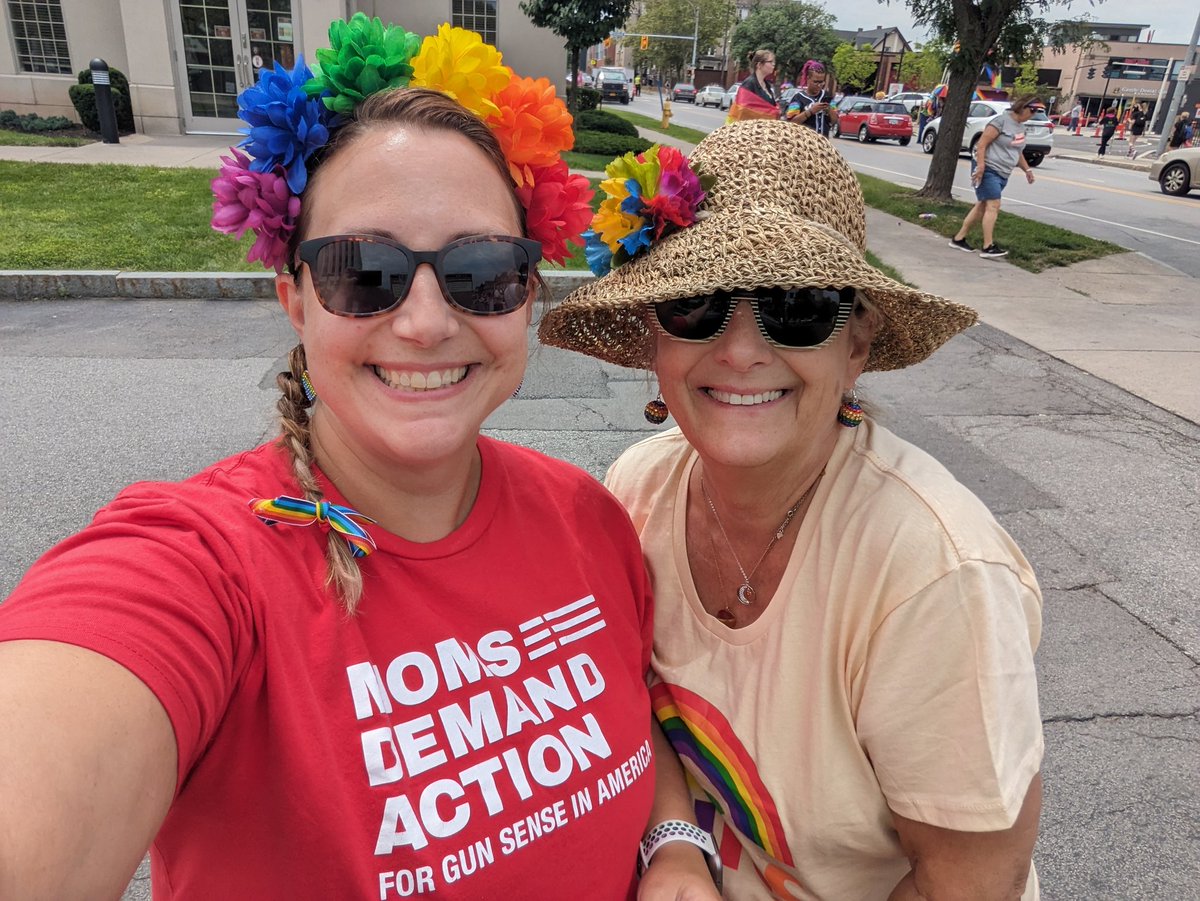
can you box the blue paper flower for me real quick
[238,55,333,194]
[618,222,654,257]
[582,230,613,277]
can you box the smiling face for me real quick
[654,301,874,473]
[276,125,530,483]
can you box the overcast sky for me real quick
[827,0,1198,47]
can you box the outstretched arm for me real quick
[0,640,177,899]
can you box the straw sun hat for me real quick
[538,119,978,371]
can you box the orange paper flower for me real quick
[489,76,576,187]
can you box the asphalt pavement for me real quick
[1,125,1198,898]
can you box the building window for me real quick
[452,0,497,47]
[7,0,72,75]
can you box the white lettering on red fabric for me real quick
[353,597,651,892]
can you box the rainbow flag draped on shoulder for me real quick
[726,81,779,123]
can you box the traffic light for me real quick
[1087,67,1096,79]
[640,35,649,51]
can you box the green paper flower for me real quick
[303,13,421,115]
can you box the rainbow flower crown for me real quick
[211,15,594,272]
[582,144,713,277]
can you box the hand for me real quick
[1024,169,1035,184]
[813,102,829,113]
[971,169,983,185]
[637,843,722,901]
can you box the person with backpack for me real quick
[1168,111,1191,150]
[1097,104,1118,156]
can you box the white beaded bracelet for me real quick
[639,819,723,891]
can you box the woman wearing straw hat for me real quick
[541,121,1043,899]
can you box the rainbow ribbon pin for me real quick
[248,495,377,558]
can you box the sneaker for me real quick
[979,244,1009,258]
[948,237,973,252]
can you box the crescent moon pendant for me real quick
[737,584,756,606]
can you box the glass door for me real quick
[172,0,297,133]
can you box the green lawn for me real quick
[0,128,95,147]
[0,160,257,270]
[561,150,616,173]
[855,172,1123,272]
[599,108,710,146]
[0,158,1116,277]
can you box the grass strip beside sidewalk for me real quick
[855,172,1122,272]
[599,109,709,146]
[0,160,595,272]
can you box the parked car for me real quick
[696,84,726,108]
[1149,146,1200,196]
[920,99,1054,167]
[835,99,913,145]
[565,71,594,88]
[722,84,738,110]
[595,68,630,104]
[883,91,929,114]
[671,82,697,103]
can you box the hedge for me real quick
[572,129,653,156]
[0,110,75,132]
[574,109,639,138]
[70,66,135,133]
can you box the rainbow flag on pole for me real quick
[726,84,779,123]
[983,64,1002,90]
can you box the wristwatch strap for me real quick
[639,819,723,891]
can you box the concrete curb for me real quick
[0,269,596,301]
[1051,150,1153,173]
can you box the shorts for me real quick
[973,166,1008,202]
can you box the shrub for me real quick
[69,84,133,134]
[72,66,135,133]
[572,129,653,156]
[574,109,639,137]
[575,88,601,112]
[0,110,75,132]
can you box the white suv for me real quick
[884,91,929,114]
[920,100,1054,167]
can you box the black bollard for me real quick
[90,58,120,144]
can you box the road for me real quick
[621,92,1200,276]
[2,298,1198,899]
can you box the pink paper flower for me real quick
[516,160,594,265]
[211,147,301,272]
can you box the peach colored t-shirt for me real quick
[607,420,1043,900]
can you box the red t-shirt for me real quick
[1,438,655,899]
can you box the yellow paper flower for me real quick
[592,197,645,252]
[410,24,510,119]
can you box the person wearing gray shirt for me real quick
[948,95,1042,258]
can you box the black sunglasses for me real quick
[296,234,542,318]
[653,286,856,349]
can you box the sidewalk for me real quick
[2,129,1197,426]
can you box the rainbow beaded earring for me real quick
[301,370,318,405]
[837,387,863,428]
[644,395,669,425]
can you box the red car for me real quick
[835,99,913,145]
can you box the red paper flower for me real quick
[516,160,594,265]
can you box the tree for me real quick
[898,40,950,91]
[900,0,1094,200]
[1012,59,1040,96]
[629,0,735,83]
[832,42,879,94]
[520,0,635,112]
[729,3,838,84]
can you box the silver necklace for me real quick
[700,471,822,609]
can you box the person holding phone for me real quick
[786,60,838,136]
[0,16,721,901]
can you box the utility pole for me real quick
[691,3,700,74]
[1156,8,1200,155]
